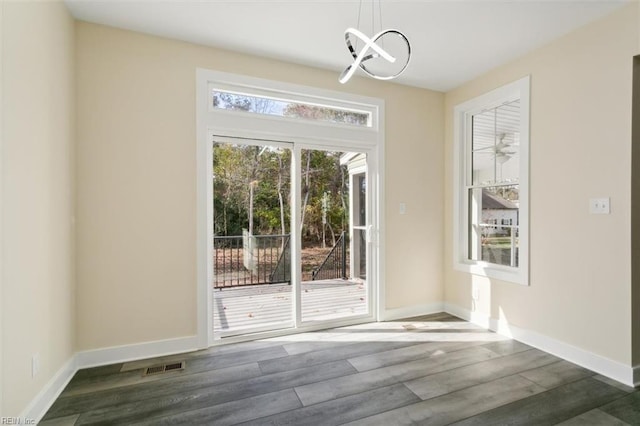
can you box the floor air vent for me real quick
[143,361,185,376]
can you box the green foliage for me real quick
[213,143,350,246]
[300,149,348,244]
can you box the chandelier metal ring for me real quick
[339,27,411,84]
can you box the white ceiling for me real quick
[64,0,629,92]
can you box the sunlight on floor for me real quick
[260,317,510,344]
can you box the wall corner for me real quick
[632,56,640,369]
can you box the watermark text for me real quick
[1,418,36,425]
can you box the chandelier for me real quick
[339,0,411,84]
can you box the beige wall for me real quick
[633,0,640,374]
[633,4,640,370]
[445,4,638,365]
[75,23,444,350]
[0,1,4,416]
[632,56,640,370]
[1,1,75,416]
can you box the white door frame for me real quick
[196,69,385,346]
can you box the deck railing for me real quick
[214,234,290,288]
[312,232,347,281]
[270,235,291,284]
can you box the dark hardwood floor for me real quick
[40,313,640,425]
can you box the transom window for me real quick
[454,77,530,285]
[212,89,372,127]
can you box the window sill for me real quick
[454,260,528,286]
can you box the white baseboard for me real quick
[75,335,200,369]
[21,335,200,423]
[383,302,444,321]
[19,356,77,424]
[444,303,636,388]
[444,303,491,328]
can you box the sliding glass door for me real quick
[212,139,373,338]
[299,148,370,323]
[212,140,294,337]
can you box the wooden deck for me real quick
[213,279,367,336]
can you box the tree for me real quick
[213,143,348,247]
[298,149,348,245]
[214,143,292,236]
[283,103,369,126]
[212,92,356,242]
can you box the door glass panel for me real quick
[212,141,293,336]
[300,149,369,322]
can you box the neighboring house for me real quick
[481,190,518,237]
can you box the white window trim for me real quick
[453,76,530,285]
[196,69,386,346]
[202,71,381,148]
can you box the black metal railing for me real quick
[270,236,291,284]
[312,232,347,281]
[214,234,290,288]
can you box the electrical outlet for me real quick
[32,353,40,378]
[589,197,610,214]
[399,202,406,215]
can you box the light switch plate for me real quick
[399,203,406,215]
[589,197,610,214]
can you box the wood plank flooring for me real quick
[41,313,639,425]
